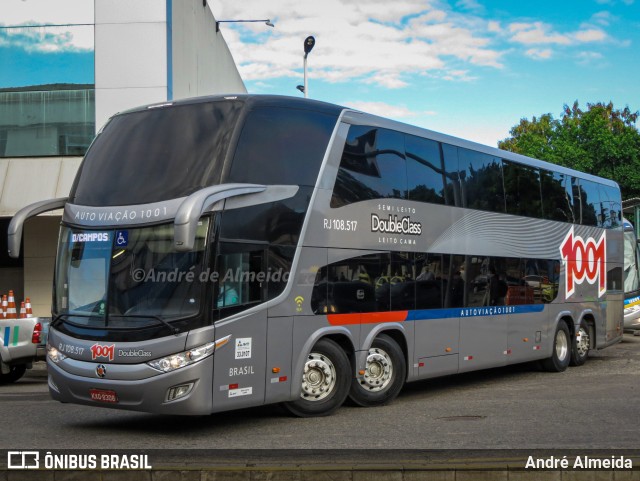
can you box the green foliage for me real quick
[499,101,640,199]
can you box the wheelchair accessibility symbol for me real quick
[115,230,128,247]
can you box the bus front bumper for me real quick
[47,356,214,415]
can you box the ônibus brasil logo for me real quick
[559,227,606,298]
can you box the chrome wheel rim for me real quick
[576,326,590,358]
[556,329,569,361]
[359,347,393,392]
[301,353,336,401]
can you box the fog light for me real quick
[166,383,194,402]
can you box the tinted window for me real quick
[229,107,337,187]
[327,253,384,313]
[599,184,622,228]
[213,242,265,319]
[267,245,295,300]
[331,126,406,207]
[540,170,575,223]
[459,149,504,212]
[406,136,445,205]
[441,144,461,206]
[71,101,243,206]
[219,186,312,245]
[575,179,600,227]
[503,160,542,218]
[414,253,443,309]
[311,251,560,314]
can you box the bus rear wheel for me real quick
[348,334,406,407]
[541,320,571,372]
[283,338,351,417]
[570,322,590,366]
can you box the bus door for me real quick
[210,242,268,411]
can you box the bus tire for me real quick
[348,334,406,407]
[570,321,590,367]
[0,364,27,384]
[541,320,571,372]
[283,338,351,418]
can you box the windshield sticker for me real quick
[234,338,252,359]
[228,386,253,398]
[115,231,128,247]
[71,233,110,243]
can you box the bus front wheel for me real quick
[541,320,571,372]
[348,334,406,407]
[283,338,351,417]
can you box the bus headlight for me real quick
[147,341,216,373]
[47,345,67,364]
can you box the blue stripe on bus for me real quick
[408,304,545,321]
[3,327,9,347]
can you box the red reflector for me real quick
[418,362,425,367]
[279,376,287,382]
[229,384,239,390]
[31,322,42,344]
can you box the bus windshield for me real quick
[55,220,209,328]
[624,227,640,294]
[69,100,243,206]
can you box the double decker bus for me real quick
[623,218,640,331]
[8,95,624,416]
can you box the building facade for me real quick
[0,0,246,315]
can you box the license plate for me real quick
[89,388,119,403]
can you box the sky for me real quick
[211,0,640,146]
[0,0,637,147]
[0,0,94,86]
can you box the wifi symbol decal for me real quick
[294,296,304,312]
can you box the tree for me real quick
[498,101,640,199]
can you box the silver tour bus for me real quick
[8,95,624,416]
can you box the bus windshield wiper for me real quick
[50,312,95,329]
[109,314,180,335]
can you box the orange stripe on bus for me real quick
[327,311,408,326]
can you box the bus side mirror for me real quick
[8,198,68,258]
[173,184,266,252]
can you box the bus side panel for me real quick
[507,307,548,363]
[264,316,294,404]
[605,292,624,345]
[211,311,267,412]
[459,314,507,372]
[413,316,459,380]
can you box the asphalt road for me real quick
[2,333,639,451]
